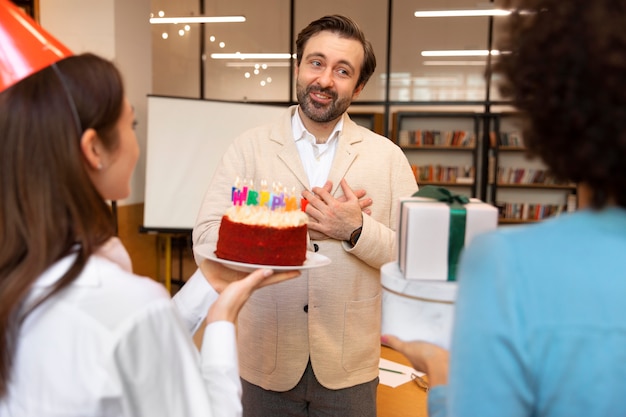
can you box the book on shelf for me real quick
[489,131,497,148]
[496,202,565,221]
[399,130,475,147]
[497,167,572,186]
[567,193,577,212]
[497,131,525,147]
[411,164,475,184]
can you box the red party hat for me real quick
[0,0,73,92]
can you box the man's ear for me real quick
[352,83,364,100]
[80,128,103,170]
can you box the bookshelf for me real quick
[488,113,577,223]
[391,111,481,198]
[349,111,385,136]
[347,108,576,225]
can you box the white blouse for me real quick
[0,239,240,417]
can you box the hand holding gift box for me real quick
[381,186,498,348]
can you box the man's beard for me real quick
[296,82,352,123]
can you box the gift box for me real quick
[381,262,457,349]
[398,186,498,281]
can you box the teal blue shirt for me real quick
[429,208,626,417]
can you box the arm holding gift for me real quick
[381,186,500,416]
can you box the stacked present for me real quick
[381,186,498,348]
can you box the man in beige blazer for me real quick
[192,15,417,416]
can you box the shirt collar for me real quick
[33,248,99,288]
[33,238,132,288]
[292,106,344,145]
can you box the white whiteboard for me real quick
[143,96,286,230]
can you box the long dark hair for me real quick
[0,53,125,397]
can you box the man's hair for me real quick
[296,14,377,89]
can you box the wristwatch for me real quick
[348,226,362,246]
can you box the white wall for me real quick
[39,0,152,205]
[113,0,152,205]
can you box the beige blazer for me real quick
[193,106,418,391]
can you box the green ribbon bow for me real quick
[412,186,469,281]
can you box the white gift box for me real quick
[381,262,457,349]
[398,196,498,281]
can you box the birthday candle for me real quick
[285,186,297,211]
[258,191,268,207]
[285,195,297,211]
[257,180,269,207]
[231,176,241,204]
[271,193,284,210]
[232,187,248,206]
[247,190,259,205]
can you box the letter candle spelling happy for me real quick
[231,177,306,212]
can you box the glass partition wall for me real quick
[150,0,506,123]
[149,0,561,208]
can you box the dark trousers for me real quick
[242,360,378,417]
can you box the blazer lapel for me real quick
[277,144,310,190]
[326,116,361,195]
[273,107,311,190]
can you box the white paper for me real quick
[378,357,424,388]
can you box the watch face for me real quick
[350,226,362,245]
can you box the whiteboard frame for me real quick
[142,96,287,231]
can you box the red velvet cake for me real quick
[215,206,308,266]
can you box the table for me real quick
[377,346,429,417]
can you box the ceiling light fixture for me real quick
[211,53,295,60]
[421,50,501,57]
[150,16,246,24]
[225,62,291,68]
[414,9,511,17]
[422,60,487,66]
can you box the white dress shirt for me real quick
[0,238,241,417]
[292,108,342,188]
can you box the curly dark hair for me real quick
[494,0,626,208]
[296,15,377,90]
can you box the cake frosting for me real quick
[223,205,308,228]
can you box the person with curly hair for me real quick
[383,0,626,415]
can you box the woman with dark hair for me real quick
[0,51,298,416]
[383,0,626,416]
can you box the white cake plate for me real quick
[193,243,331,272]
